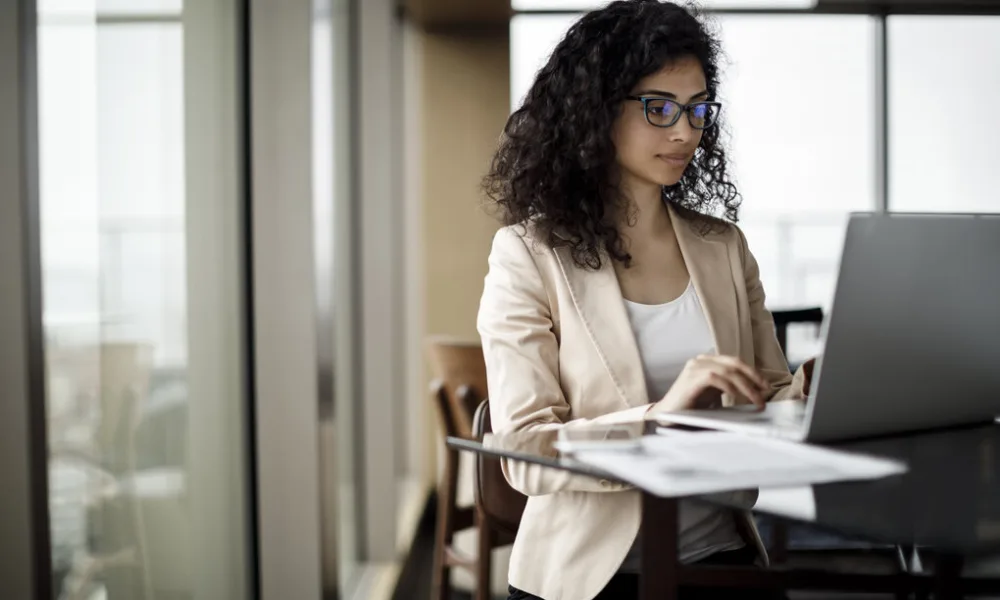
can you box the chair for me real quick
[429,379,476,600]
[428,339,520,600]
[427,338,488,439]
[471,399,526,600]
[771,307,824,371]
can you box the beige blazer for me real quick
[477,204,808,600]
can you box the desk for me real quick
[448,422,1000,599]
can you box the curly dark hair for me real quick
[483,0,740,269]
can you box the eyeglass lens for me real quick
[644,99,719,129]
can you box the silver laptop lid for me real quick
[805,213,1000,442]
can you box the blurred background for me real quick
[2,0,999,599]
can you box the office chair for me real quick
[772,307,824,372]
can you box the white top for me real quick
[618,281,745,571]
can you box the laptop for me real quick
[657,213,1000,443]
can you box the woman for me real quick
[478,1,810,599]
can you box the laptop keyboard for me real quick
[691,401,806,425]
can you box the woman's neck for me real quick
[618,178,671,246]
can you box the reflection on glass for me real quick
[889,16,1000,214]
[39,1,248,598]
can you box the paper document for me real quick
[755,487,818,521]
[569,431,907,498]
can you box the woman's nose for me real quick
[667,113,695,143]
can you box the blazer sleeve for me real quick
[735,226,809,402]
[478,228,650,496]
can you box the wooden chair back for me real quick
[426,337,487,440]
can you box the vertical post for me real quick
[331,0,366,587]
[357,0,401,561]
[874,12,890,213]
[0,0,51,597]
[184,0,252,597]
[249,0,324,597]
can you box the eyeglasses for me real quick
[625,96,722,130]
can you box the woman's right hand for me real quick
[649,354,770,415]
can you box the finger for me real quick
[709,356,769,390]
[710,368,766,409]
[722,356,771,391]
[704,372,741,402]
[705,370,766,409]
[708,371,765,409]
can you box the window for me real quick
[510,14,576,108]
[510,14,876,360]
[40,2,251,597]
[714,15,876,319]
[888,16,1000,213]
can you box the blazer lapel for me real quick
[669,203,740,359]
[552,206,741,410]
[553,247,650,409]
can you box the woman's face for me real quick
[611,55,708,193]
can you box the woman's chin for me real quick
[651,165,687,187]
[656,173,685,187]
[624,165,686,190]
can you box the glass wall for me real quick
[510,12,876,360]
[888,16,1000,213]
[39,0,250,597]
[714,15,876,319]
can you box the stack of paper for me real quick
[569,430,907,498]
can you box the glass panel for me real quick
[40,0,182,18]
[716,14,876,323]
[38,1,249,598]
[510,13,874,361]
[888,16,1000,213]
[97,0,183,15]
[510,14,576,109]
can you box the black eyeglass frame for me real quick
[625,96,723,130]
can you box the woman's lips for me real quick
[657,154,691,167]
